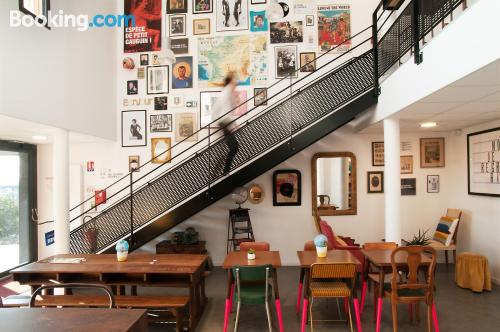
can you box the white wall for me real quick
[0,0,117,140]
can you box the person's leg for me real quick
[223,132,238,175]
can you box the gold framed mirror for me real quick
[312,152,357,216]
[248,183,264,204]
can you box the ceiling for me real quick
[360,59,500,134]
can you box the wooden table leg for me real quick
[223,269,233,332]
[272,268,284,332]
[188,275,198,331]
[301,268,310,332]
[296,268,305,314]
[375,268,385,332]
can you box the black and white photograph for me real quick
[167,0,188,14]
[367,171,384,193]
[216,0,249,32]
[427,175,440,193]
[169,14,186,36]
[140,54,149,66]
[150,114,173,132]
[154,96,168,110]
[193,0,213,14]
[122,110,147,147]
[171,38,189,54]
[270,21,303,44]
[170,94,184,108]
[127,80,138,95]
[275,45,298,78]
[147,65,169,94]
[401,178,417,196]
[306,15,314,26]
[300,52,316,72]
[254,88,267,106]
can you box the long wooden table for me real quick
[0,308,148,332]
[10,253,208,331]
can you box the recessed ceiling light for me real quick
[32,135,47,141]
[420,122,437,128]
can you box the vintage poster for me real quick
[124,0,162,53]
[175,113,198,142]
[198,35,268,87]
[215,0,249,32]
[317,4,351,53]
[151,138,171,164]
[468,128,500,196]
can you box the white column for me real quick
[53,128,70,254]
[383,118,401,244]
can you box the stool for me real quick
[455,252,492,292]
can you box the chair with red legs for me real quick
[296,241,315,315]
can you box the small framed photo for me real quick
[171,38,189,54]
[146,66,169,95]
[420,137,445,168]
[367,171,384,193]
[400,155,413,174]
[250,10,268,32]
[152,54,160,65]
[193,0,213,14]
[169,14,186,37]
[122,110,147,147]
[150,114,173,132]
[251,0,266,3]
[175,113,198,142]
[170,94,184,108]
[167,0,188,14]
[127,80,138,95]
[401,178,416,196]
[154,96,168,110]
[128,155,140,172]
[172,56,193,89]
[193,18,211,35]
[300,52,316,72]
[254,88,267,106]
[137,67,145,79]
[151,138,171,164]
[140,54,149,66]
[273,170,301,206]
[275,45,298,79]
[200,91,221,128]
[427,175,440,193]
[306,15,314,26]
[372,142,384,166]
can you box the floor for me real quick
[147,265,499,332]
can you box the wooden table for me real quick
[361,249,433,332]
[296,250,362,332]
[10,253,208,331]
[222,251,283,332]
[0,308,148,332]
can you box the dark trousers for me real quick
[223,127,239,174]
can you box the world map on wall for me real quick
[198,35,268,87]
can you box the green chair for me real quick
[232,264,273,332]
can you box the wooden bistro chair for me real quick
[308,262,358,332]
[239,241,270,252]
[429,209,462,266]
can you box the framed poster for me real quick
[367,171,384,193]
[170,38,189,54]
[175,113,198,142]
[400,155,413,174]
[193,0,213,14]
[200,91,221,128]
[306,15,314,26]
[154,96,168,110]
[468,127,500,196]
[250,10,268,32]
[151,138,171,163]
[254,88,267,106]
[372,142,384,166]
[270,21,304,44]
[300,52,316,72]
[215,0,249,32]
[420,137,445,168]
[167,0,187,14]
[128,155,140,172]
[19,0,50,28]
[150,114,173,132]
[172,56,193,89]
[275,45,298,79]
[147,65,169,94]
[169,14,186,37]
[122,110,147,147]
[124,0,162,53]
[273,170,301,206]
[401,178,416,196]
[427,175,440,193]
[317,4,351,53]
[140,54,149,66]
[193,18,211,35]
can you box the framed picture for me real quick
[169,14,186,37]
[152,54,160,65]
[137,67,145,79]
[200,91,221,128]
[167,0,187,14]
[318,4,351,53]
[140,54,149,66]
[275,45,298,78]
[427,175,440,193]
[193,0,213,14]
[127,80,138,95]
[175,113,198,142]
[19,0,51,29]
[273,170,301,206]
[254,88,267,106]
[367,171,384,193]
[270,21,304,44]
[151,138,171,164]
[306,15,314,26]
[232,90,248,116]
[250,10,268,32]
[401,178,416,196]
[170,38,189,54]
[94,190,107,206]
[124,0,162,53]
[122,110,147,147]
[128,155,140,172]
[251,0,266,4]
[372,142,384,166]
[400,155,413,174]
[172,56,193,89]
[170,94,184,108]
[150,114,173,132]
[300,52,316,72]
[216,0,249,32]
[193,18,211,35]
[147,65,169,94]
[154,96,168,110]
[467,127,500,196]
[420,137,445,168]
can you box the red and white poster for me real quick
[124,0,162,53]
[95,190,107,206]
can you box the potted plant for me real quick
[247,248,256,260]
[314,234,328,258]
[115,239,130,262]
[406,229,431,246]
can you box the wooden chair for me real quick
[303,240,316,251]
[429,208,462,266]
[239,241,270,252]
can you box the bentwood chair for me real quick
[308,262,358,332]
[232,265,274,332]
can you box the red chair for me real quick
[239,241,270,252]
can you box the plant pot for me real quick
[116,251,128,262]
[247,253,256,260]
[316,246,327,258]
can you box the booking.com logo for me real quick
[10,10,136,31]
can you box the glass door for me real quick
[0,141,37,276]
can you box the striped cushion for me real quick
[433,216,459,246]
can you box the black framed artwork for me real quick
[273,170,301,206]
[427,175,440,193]
[367,171,384,193]
[467,126,500,197]
[167,0,188,14]
[193,0,213,14]
[19,0,51,29]
[146,66,169,94]
[122,110,147,147]
[251,0,266,4]
[372,142,384,166]
[401,178,416,196]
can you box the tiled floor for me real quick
[147,265,499,331]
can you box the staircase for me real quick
[69,0,466,254]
